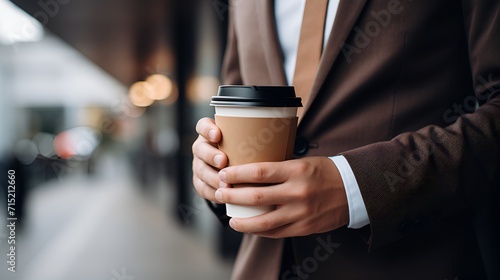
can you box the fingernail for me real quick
[208,130,217,141]
[219,170,227,182]
[215,189,223,202]
[213,154,223,167]
[229,219,236,229]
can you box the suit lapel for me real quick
[255,0,287,85]
[302,0,368,121]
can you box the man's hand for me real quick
[214,157,349,238]
[192,118,229,203]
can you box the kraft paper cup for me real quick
[211,86,302,218]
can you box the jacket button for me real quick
[294,137,309,156]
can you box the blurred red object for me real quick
[53,127,101,160]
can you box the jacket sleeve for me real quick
[342,0,500,251]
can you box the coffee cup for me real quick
[210,85,302,218]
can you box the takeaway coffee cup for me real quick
[210,85,302,218]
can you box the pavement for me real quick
[0,153,233,280]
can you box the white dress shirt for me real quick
[274,0,369,229]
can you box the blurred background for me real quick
[0,0,242,279]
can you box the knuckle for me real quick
[194,162,217,189]
[195,178,215,201]
[200,168,214,188]
[294,161,311,175]
[249,190,265,204]
[197,162,206,177]
[292,183,310,200]
[260,219,274,232]
[193,159,203,178]
[192,138,202,156]
[253,166,267,180]
[202,185,214,201]
[193,177,206,197]
[192,138,200,154]
[297,205,311,218]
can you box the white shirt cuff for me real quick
[330,155,370,229]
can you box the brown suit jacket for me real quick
[218,0,500,279]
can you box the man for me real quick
[192,0,500,279]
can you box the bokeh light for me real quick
[128,81,155,107]
[15,139,39,165]
[186,76,220,103]
[145,74,173,101]
[33,132,56,157]
[53,131,76,159]
[53,127,102,159]
[159,81,179,105]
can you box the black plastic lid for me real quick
[210,85,302,107]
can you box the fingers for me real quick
[193,174,217,202]
[193,155,218,187]
[192,135,228,170]
[192,139,231,200]
[214,160,307,205]
[195,117,221,143]
[219,161,293,185]
[216,157,347,238]
[228,204,304,235]
[192,117,227,170]
[214,183,298,205]
[192,117,229,203]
